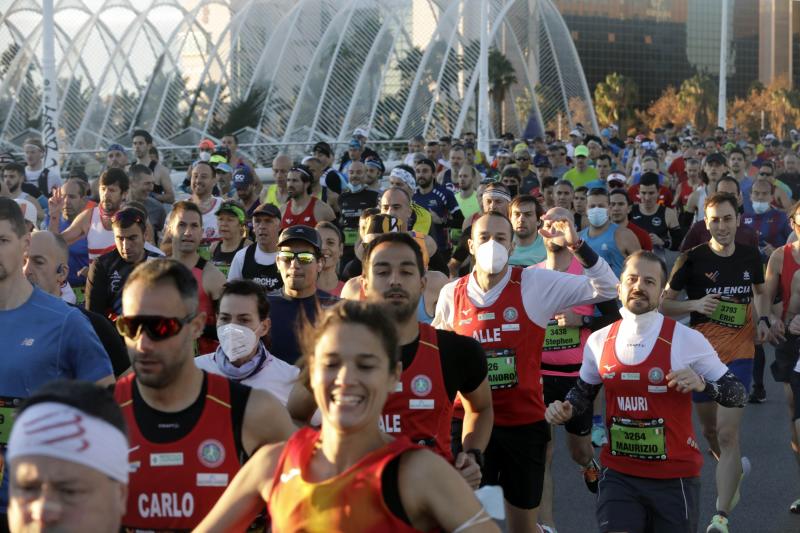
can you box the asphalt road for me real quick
[540,344,800,533]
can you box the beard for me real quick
[383,288,418,322]
[625,290,657,314]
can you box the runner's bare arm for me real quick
[194,443,284,533]
[203,261,227,301]
[763,247,786,340]
[459,377,493,452]
[57,207,91,244]
[399,449,500,533]
[154,166,175,203]
[316,200,336,222]
[242,389,297,455]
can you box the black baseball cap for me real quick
[705,152,727,166]
[252,203,281,218]
[312,142,333,158]
[278,225,321,252]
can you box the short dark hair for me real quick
[609,189,631,205]
[170,201,204,227]
[728,147,746,159]
[501,167,521,181]
[704,192,738,214]
[111,206,147,233]
[587,187,609,198]
[639,172,660,189]
[132,129,153,145]
[125,258,198,311]
[364,232,425,278]
[574,186,588,195]
[297,300,400,386]
[554,179,574,191]
[596,154,612,165]
[221,280,270,320]
[0,197,28,237]
[99,168,129,193]
[129,164,153,179]
[542,177,558,190]
[415,158,436,174]
[509,194,544,219]
[716,176,741,194]
[622,250,668,288]
[19,380,127,437]
[3,162,24,176]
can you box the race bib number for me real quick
[343,228,359,246]
[710,300,747,328]
[0,397,22,446]
[543,322,581,351]
[486,349,518,390]
[609,416,667,460]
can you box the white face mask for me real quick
[751,201,770,215]
[475,239,508,274]
[587,207,609,227]
[198,151,211,162]
[217,323,258,362]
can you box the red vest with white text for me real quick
[381,323,453,461]
[600,318,702,478]
[452,267,546,426]
[114,372,241,530]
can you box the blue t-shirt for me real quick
[413,185,461,250]
[59,217,89,287]
[0,287,113,511]
[267,289,339,364]
[509,236,547,266]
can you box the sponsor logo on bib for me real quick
[411,375,432,397]
[648,367,664,384]
[503,307,518,322]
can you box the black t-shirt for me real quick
[127,372,251,458]
[338,189,380,246]
[400,329,488,401]
[630,205,669,240]
[778,171,800,199]
[74,305,129,377]
[668,243,763,326]
[85,249,162,317]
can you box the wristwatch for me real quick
[759,316,771,328]
[465,448,485,469]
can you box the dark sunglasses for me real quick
[758,172,773,177]
[116,313,197,341]
[277,250,316,265]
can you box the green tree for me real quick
[594,73,638,132]
[220,87,267,135]
[678,72,717,133]
[488,48,517,135]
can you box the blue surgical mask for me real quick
[751,201,770,215]
[587,207,609,227]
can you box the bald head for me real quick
[24,231,69,296]
[272,154,292,186]
[380,187,412,226]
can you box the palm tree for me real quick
[593,73,638,132]
[678,73,717,132]
[488,48,517,135]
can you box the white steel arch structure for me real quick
[0,0,597,160]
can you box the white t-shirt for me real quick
[194,350,299,407]
[580,307,729,385]
[433,257,619,330]
[25,166,62,192]
[227,245,277,281]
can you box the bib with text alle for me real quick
[609,416,667,461]
[543,321,581,351]
[485,348,518,390]
[343,228,359,246]
[710,300,747,328]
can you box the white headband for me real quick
[7,402,129,484]
[389,168,416,190]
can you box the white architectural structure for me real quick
[0,0,596,162]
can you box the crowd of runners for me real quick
[1,123,800,532]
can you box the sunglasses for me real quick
[277,250,316,265]
[758,172,773,177]
[116,313,197,341]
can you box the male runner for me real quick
[132,129,174,204]
[289,232,493,487]
[434,209,618,532]
[280,165,335,229]
[49,168,128,260]
[6,381,128,533]
[114,258,294,530]
[547,251,747,533]
[630,172,681,261]
[580,188,641,276]
[662,192,770,533]
[227,203,283,292]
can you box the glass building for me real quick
[553,0,791,109]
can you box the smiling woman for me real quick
[194,300,499,533]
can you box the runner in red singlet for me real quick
[281,165,335,229]
[195,301,498,533]
[547,251,747,533]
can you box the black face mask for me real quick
[507,185,519,198]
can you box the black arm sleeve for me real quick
[564,378,603,417]
[84,259,107,315]
[703,370,747,408]
[436,330,488,402]
[587,299,622,331]
[573,240,600,269]
[229,380,253,461]
[668,226,683,251]
[80,308,129,376]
